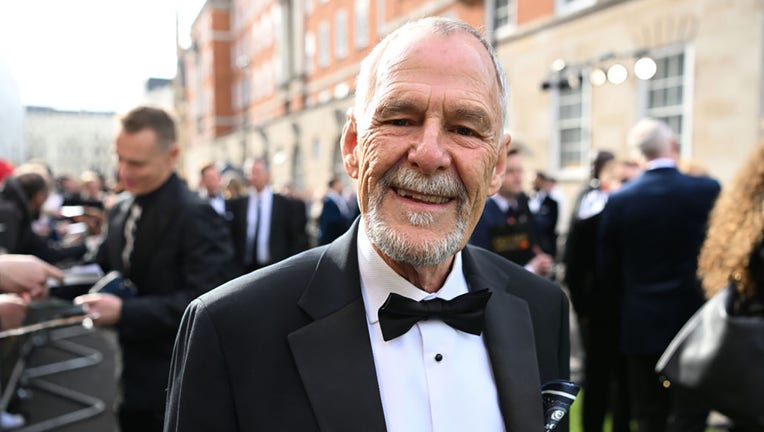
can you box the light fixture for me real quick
[607,63,628,84]
[634,56,657,80]
[551,58,566,72]
[589,68,607,86]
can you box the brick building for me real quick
[179,0,764,228]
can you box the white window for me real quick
[318,21,331,68]
[556,0,595,15]
[335,9,348,60]
[354,0,369,49]
[305,32,316,74]
[552,75,591,175]
[642,48,691,155]
[494,0,516,34]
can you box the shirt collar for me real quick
[646,158,676,171]
[490,194,514,213]
[357,218,467,325]
[249,185,272,199]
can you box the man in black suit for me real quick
[598,118,720,432]
[165,17,570,432]
[470,149,555,277]
[74,106,236,432]
[226,158,309,274]
[529,171,559,259]
[318,176,354,245]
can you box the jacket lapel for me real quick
[288,221,387,432]
[130,177,183,280]
[462,248,544,431]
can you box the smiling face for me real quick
[342,28,509,268]
[116,129,178,196]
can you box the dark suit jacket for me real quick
[0,178,86,263]
[563,186,606,320]
[532,194,559,258]
[96,174,236,413]
[226,192,309,274]
[318,195,352,245]
[598,167,720,356]
[165,220,570,431]
[469,193,539,266]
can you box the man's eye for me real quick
[390,119,411,126]
[454,127,476,136]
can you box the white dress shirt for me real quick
[490,194,515,214]
[357,220,505,432]
[209,194,226,216]
[246,186,273,264]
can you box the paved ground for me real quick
[4,325,118,432]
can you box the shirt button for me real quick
[434,353,443,362]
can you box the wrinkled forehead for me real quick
[367,29,502,125]
[378,29,496,82]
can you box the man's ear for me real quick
[341,110,360,179]
[168,144,180,165]
[488,133,510,195]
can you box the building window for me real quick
[354,0,369,49]
[494,0,515,32]
[335,9,348,60]
[556,0,596,15]
[312,137,321,159]
[644,49,688,153]
[305,32,316,74]
[318,21,330,68]
[553,78,590,173]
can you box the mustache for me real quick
[381,166,467,200]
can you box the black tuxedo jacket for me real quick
[96,174,237,413]
[226,192,309,274]
[598,167,720,356]
[318,195,352,245]
[532,194,559,258]
[165,220,570,431]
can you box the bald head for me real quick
[353,17,508,141]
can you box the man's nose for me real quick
[408,120,451,175]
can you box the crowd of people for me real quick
[0,16,760,432]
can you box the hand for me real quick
[74,207,106,235]
[0,254,62,299]
[0,293,30,330]
[74,293,123,326]
[527,252,554,277]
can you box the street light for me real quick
[606,63,628,85]
[634,56,658,80]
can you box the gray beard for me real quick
[364,167,468,266]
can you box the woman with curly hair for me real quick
[698,141,764,301]
[697,139,764,431]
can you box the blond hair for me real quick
[697,140,764,297]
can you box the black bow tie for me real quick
[377,289,492,341]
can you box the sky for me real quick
[0,0,205,113]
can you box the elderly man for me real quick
[598,118,720,432]
[165,17,569,432]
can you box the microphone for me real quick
[542,379,580,431]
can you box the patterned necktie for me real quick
[377,289,492,341]
[122,202,142,271]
